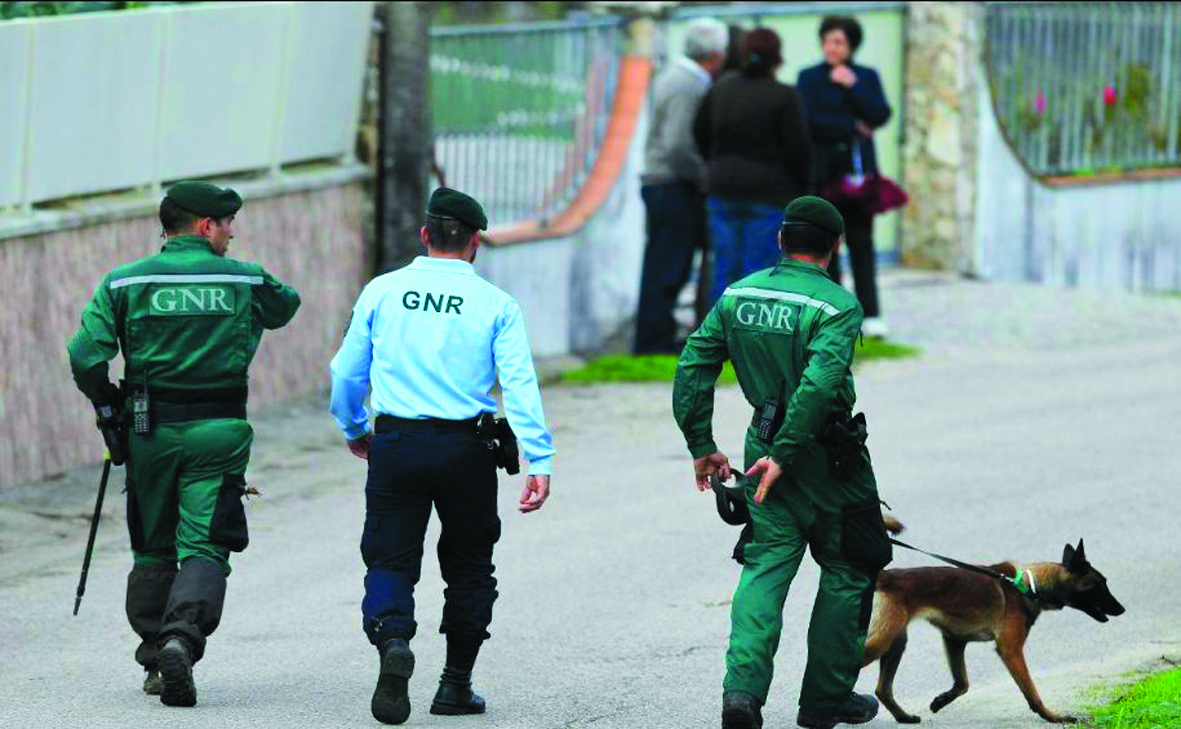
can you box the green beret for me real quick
[165,181,242,219]
[782,196,844,236]
[426,187,487,231]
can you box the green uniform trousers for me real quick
[124,418,253,665]
[723,436,876,712]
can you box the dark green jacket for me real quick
[674,259,871,495]
[67,235,301,404]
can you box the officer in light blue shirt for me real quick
[329,187,554,725]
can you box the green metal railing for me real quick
[985,2,1181,176]
[430,16,623,227]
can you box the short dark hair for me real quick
[819,16,864,54]
[159,196,200,234]
[779,222,840,256]
[425,215,477,252]
[739,27,782,78]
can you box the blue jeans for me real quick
[706,197,783,307]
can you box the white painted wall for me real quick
[1,1,372,209]
[24,11,163,202]
[975,81,1181,292]
[0,23,31,208]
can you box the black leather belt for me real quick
[375,414,479,434]
[131,383,248,406]
[154,400,247,424]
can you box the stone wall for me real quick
[901,1,983,272]
[0,181,369,489]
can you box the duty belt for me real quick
[148,384,247,405]
[153,400,247,424]
[375,414,479,434]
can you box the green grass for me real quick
[558,338,920,385]
[559,354,739,385]
[857,338,922,361]
[1086,666,1181,728]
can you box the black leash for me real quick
[888,537,1038,600]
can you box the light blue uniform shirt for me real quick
[329,256,555,475]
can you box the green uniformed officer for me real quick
[66,181,301,708]
[673,197,892,729]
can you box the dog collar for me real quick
[1013,567,1038,598]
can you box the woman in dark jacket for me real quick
[693,27,812,307]
[797,15,892,337]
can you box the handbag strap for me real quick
[851,139,864,177]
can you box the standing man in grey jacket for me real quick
[634,17,729,354]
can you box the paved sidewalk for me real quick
[877,267,1181,353]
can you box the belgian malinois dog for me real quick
[865,525,1125,724]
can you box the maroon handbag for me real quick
[821,140,908,216]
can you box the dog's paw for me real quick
[930,692,959,714]
[1050,715,1079,724]
[881,707,921,724]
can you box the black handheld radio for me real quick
[756,397,781,443]
[131,372,151,435]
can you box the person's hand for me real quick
[346,433,372,460]
[854,120,874,138]
[693,452,732,491]
[746,456,784,504]
[830,64,858,88]
[519,475,550,513]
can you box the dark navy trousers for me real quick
[361,424,500,649]
[826,205,880,318]
[634,182,706,354]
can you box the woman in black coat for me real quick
[797,16,892,337]
[693,27,812,308]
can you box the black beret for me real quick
[782,196,844,236]
[426,187,488,231]
[165,181,242,219]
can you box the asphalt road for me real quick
[2,271,1179,728]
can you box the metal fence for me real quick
[985,2,1181,177]
[430,16,623,227]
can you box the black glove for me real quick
[98,382,123,409]
[94,383,127,466]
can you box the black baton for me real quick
[74,455,111,616]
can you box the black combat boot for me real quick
[372,638,415,725]
[722,691,764,729]
[157,638,196,707]
[430,640,485,715]
[430,667,486,715]
[797,692,879,729]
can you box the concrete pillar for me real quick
[901,2,984,273]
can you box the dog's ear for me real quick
[1064,539,1090,574]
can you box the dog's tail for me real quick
[883,515,905,535]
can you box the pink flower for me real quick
[1034,92,1046,116]
[1103,84,1117,105]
